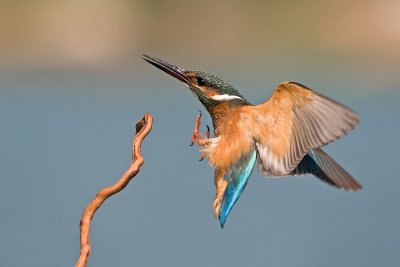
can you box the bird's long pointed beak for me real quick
[142,54,190,84]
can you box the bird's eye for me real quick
[197,77,206,86]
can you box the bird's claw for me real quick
[189,111,210,160]
[198,152,206,161]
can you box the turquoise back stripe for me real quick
[219,150,257,227]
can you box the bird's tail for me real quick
[293,147,362,191]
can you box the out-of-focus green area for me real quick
[1,0,399,90]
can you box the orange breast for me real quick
[207,104,254,170]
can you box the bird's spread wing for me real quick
[293,148,361,190]
[253,82,359,177]
[219,149,257,227]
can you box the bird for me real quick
[142,54,361,228]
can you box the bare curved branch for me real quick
[75,113,153,267]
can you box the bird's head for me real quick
[142,55,248,112]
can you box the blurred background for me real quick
[0,0,399,266]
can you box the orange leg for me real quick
[213,168,228,218]
[189,111,210,161]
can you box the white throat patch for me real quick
[210,94,244,101]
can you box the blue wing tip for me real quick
[219,215,227,228]
[217,150,257,229]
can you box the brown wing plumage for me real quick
[294,148,361,190]
[252,82,359,177]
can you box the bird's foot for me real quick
[189,111,211,160]
[213,198,221,218]
[213,176,228,218]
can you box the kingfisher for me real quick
[143,54,361,228]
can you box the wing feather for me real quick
[254,82,359,177]
[293,148,361,190]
